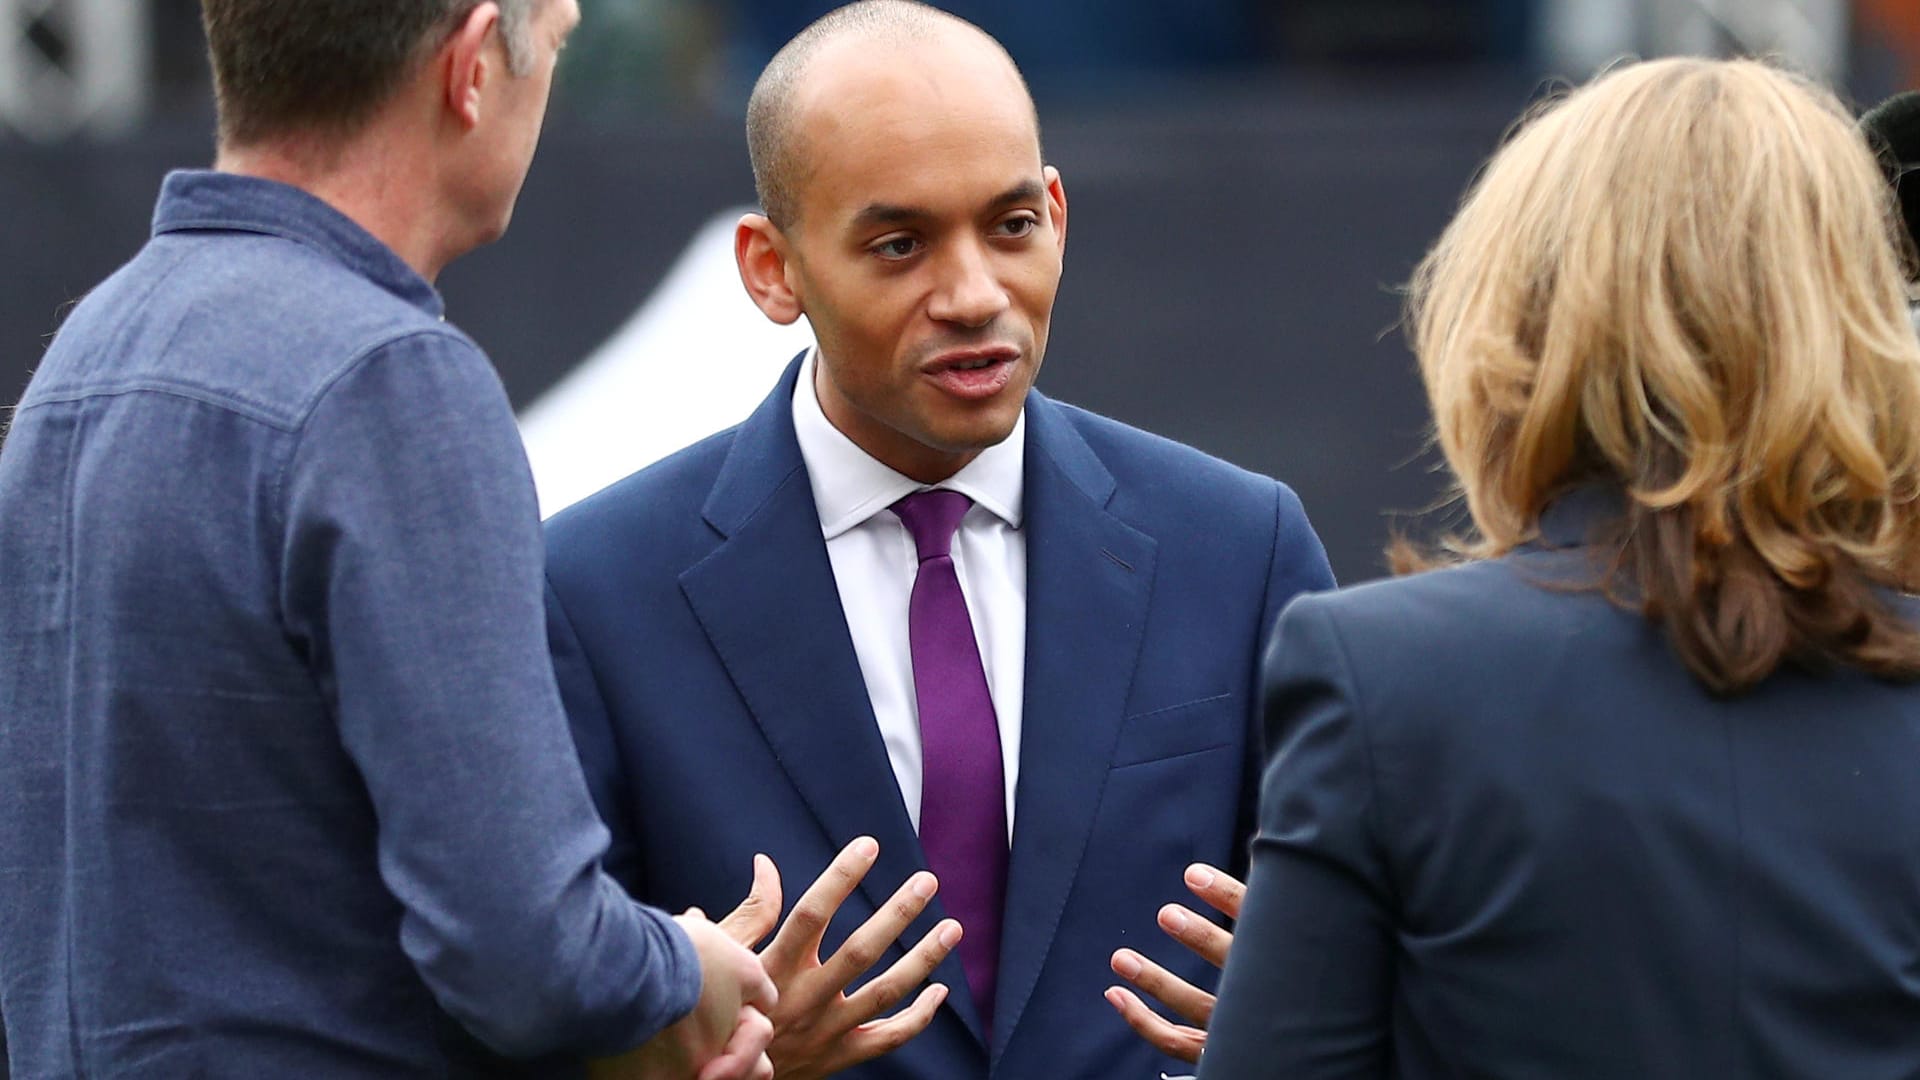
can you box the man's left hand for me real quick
[1104,862,1244,1064]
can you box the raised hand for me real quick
[718,839,960,1080]
[1104,862,1245,1064]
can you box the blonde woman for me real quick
[1198,58,1920,1078]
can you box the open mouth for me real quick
[924,349,1020,400]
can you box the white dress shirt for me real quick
[791,350,1027,838]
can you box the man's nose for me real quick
[927,241,1012,328]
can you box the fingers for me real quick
[737,949,779,1015]
[693,1006,775,1080]
[676,913,781,1024]
[764,836,879,975]
[843,982,950,1062]
[820,870,940,991]
[1103,984,1206,1065]
[840,916,961,1022]
[1184,862,1247,922]
[1159,901,1235,969]
[1110,947,1216,1028]
[718,853,784,950]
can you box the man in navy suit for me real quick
[542,2,1334,1075]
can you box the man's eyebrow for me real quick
[986,179,1046,210]
[850,202,930,230]
[849,180,1048,231]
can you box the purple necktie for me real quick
[892,489,1008,1035]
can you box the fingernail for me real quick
[932,982,951,1002]
[912,872,938,899]
[855,836,878,859]
[1104,987,1125,1008]
[1186,864,1215,888]
[1112,951,1143,978]
[939,921,963,948]
[1162,906,1190,932]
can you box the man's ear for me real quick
[735,213,804,325]
[442,2,502,131]
[1044,164,1068,255]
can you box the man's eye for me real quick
[999,216,1038,238]
[874,237,921,259]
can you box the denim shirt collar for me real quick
[151,170,444,320]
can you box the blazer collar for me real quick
[1534,483,1628,549]
[700,353,812,538]
[989,392,1152,1063]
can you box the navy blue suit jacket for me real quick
[544,356,1334,1078]
[1201,493,1920,1078]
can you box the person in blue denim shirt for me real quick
[0,2,776,1076]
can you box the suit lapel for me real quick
[992,395,1157,1063]
[677,356,988,1046]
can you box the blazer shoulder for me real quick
[1294,554,1583,642]
[1278,552,1644,719]
[1044,397,1305,522]
[543,425,740,573]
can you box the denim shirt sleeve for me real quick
[276,329,701,1058]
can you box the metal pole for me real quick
[72,0,149,135]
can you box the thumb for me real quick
[718,853,783,950]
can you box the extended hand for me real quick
[1104,862,1245,1065]
[718,839,960,1080]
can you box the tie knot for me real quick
[892,489,973,561]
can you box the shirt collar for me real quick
[151,170,444,320]
[791,348,1025,540]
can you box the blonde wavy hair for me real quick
[1404,57,1920,694]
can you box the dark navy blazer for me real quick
[1201,494,1920,1078]
[544,356,1334,1078]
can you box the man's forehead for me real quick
[777,27,1042,227]
[804,135,1046,226]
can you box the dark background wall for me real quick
[0,80,1523,583]
[5,0,1912,588]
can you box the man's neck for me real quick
[215,124,459,283]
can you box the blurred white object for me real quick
[516,209,815,518]
[1536,0,1848,81]
[0,0,149,139]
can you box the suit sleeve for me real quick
[1234,481,1338,879]
[279,332,700,1058]
[1200,594,1393,1080]
[546,574,645,892]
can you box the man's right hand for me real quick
[717,838,960,1080]
[588,909,780,1080]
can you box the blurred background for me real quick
[2,0,1918,584]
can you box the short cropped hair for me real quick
[200,0,540,147]
[1402,57,1920,693]
[744,0,1033,228]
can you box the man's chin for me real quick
[931,416,1023,456]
